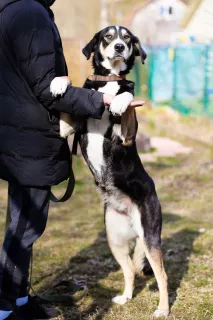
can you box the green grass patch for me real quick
[0,111,213,319]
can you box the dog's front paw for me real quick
[50,77,70,97]
[112,295,131,305]
[109,92,133,115]
[152,309,169,318]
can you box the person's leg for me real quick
[0,182,50,317]
[15,185,51,303]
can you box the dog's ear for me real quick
[133,36,147,64]
[82,31,101,60]
[121,109,138,147]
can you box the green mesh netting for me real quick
[129,44,213,117]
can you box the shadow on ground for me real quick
[38,213,200,319]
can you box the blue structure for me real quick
[130,44,213,117]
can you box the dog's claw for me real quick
[152,309,169,318]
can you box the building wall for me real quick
[131,0,186,45]
[52,0,101,39]
[184,0,213,41]
[51,0,100,86]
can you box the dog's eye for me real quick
[124,35,130,40]
[105,34,113,40]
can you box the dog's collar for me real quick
[87,74,126,82]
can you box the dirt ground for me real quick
[0,108,213,320]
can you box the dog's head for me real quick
[82,26,147,75]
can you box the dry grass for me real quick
[0,110,213,319]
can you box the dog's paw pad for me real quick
[112,295,129,305]
[152,309,169,318]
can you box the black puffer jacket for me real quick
[0,0,104,186]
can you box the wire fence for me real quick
[130,44,213,117]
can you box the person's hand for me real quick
[103,93,145,114]
[127,100,145,111]
[103,94,115,106]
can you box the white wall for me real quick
[185,0,213,42]
[131,0,186,45]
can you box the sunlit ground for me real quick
[0,108,213,320]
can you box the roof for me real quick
[182,0,203,27]
[137,0,188,8]
[182,0,213,40]
[124,0,188,28]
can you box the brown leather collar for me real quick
[87,74,126,82]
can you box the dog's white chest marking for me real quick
[106,204,144,246]
[98,81,120,95]
[86,82,120,175]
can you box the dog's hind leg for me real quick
[143,241,169,318]
[105,207,135,305]
[133,239,154,276]
[140,197,169,317]
[133,237,146,273]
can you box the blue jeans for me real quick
[0,182,50,311]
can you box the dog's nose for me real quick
[114,43,125,53]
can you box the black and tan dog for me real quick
[50,26,169,318]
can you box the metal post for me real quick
[148,48,154,103]
[172,47,178,111]
[204,45,209,114]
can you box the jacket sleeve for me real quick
[7,3,105,119]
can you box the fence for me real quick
[130,44,213,117]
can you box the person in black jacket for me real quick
[0,0,121,319]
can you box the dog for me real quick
[50,26,169,318]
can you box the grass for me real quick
[0,109,213,319]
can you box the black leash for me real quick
[49,131,81,203]
[29,248,88,305]
[49,168,75,203]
